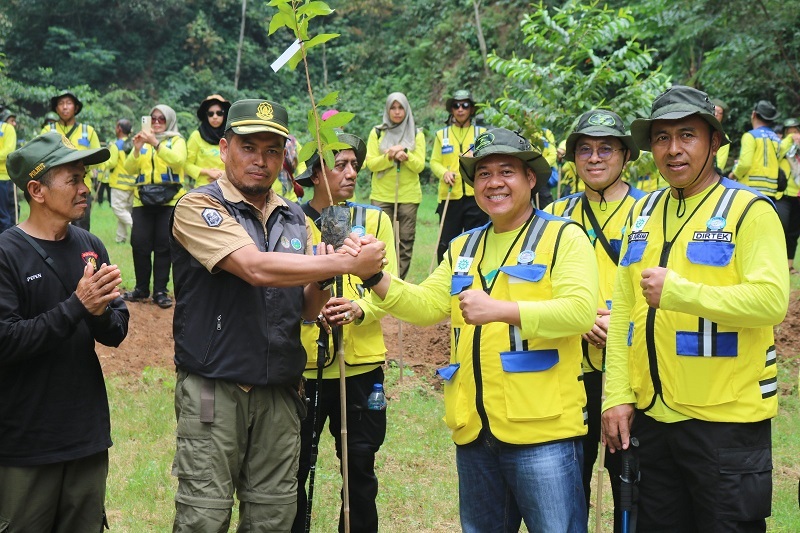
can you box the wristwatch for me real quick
[361,271,385,289]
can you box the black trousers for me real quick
[435,196,489,262]
[131,205,173,295]
[631,411,771,532]
[581,370,623,532]
[294,367,387,533]
[776,195,800,261]
[96,182,112,204]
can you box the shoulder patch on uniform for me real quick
[201,208,223,227]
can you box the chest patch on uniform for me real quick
[517,250,535,264]
[202,208,223,227]
[633,215,650,231]
[455,256,474,273]
[81,251,99,272]
[280,236,290,248]
[628,232,649,243]
[291,238,302,250]
[693,231,732,242]
[351,224,366,237]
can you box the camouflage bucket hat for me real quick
[630,85,729,151]
[7,132,109,190]
[565,110,639,162]
[445,90,476,112]
[459,128,551,193]
[225,99,289,138]
[295,132,367,187]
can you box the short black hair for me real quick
[118,119,132,135]
[22,168,56,203]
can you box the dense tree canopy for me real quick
[0,0,798,164]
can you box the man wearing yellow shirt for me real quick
[602,86,790,531]
[0,115,17,233]
[105,119,135,243]
[430,90,488,262]
[546,109,644,530]
[730,100,782,199]
[365,128,598,531]
[291,132,396,533]
[780,118,800,273]
[42,91,101,231]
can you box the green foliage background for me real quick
[1,0,799,156]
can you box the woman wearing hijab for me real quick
[122,104,187,309]
[366,92,426,279]
[185,94,230,189]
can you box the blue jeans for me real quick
[456,433,586,533]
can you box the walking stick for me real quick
[393,160,404,383]
[594,371,607,533]
[12,182,19,225]
[304,320,330,533]
[619,437,640,533]
[429,186,452,275]
[334,277,351,532]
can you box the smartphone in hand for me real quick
[141,116,152,134]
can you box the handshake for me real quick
[315,230,389,284]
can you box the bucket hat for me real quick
[295,132,366,187]
[565,110,639,162]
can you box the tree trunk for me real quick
[473,0,489,76]
[234,0,248,90]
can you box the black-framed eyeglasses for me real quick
[575,145,624,161]
[207,110,225,118]
[452,102,471,110]
[151,115,167,124]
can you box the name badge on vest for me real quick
[693,231,732,242]
[441,144,454,154]
[628,232,649,243]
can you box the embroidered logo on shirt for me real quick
[81,251,98,272]
[455,256,474,272]
[281,236,291,248]
[517,250,535,264]
[351,225,366,237]
[706,216,726,231]
[202,208,223,227]
[26,273,42,283]
[291,238,302,250]
[633,215,650,231]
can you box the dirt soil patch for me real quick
[98,292,800,396]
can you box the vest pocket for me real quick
[451,274,474,295]
[620,240,647,266]
[686,241,735,266]
[499,264,547,283]
[499,350,563,420]
[441,365,469,430]
[673,330,739,406]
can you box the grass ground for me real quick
[17,185,800,531]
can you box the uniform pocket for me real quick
[500,350,562,420]
[686,241,735,266]
[499,264,547,283]
[443,368,470,430]
[717,446,772,521]
[451,274,474,295]
[171,434,212,481]
[620,240,647,266]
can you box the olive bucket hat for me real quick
[459,128,551,194]
[445,90,476,112]
[225,99,289,138]
[6,132,109,190]
[295,132,367,187]
[49,90,83,115]
[753,100,779,122]
[564,110,640,162]
[630,85,729,151]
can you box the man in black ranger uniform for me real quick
[0,132,129,531]
[169,99,387,532]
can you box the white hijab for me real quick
[151,104,181,141]
[377,92,417,152]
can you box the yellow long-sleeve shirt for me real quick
[185,130,224,188]
[124,136,187,208]
[0,123,17,181]
[430,124,485,201]
[366,128,426,204]
[604,180,789,423]
[42,121,101,188]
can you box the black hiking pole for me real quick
[304,317,330,533]
[620,436,640,533]
[334,276,351,532]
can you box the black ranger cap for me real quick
[564,110,640,162]
[295,132,367,187]
[459,128,551,194]
[630,85,729,151]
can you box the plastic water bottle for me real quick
[367,383,387,411]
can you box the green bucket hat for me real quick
[630,85,729,151]
[225,99,289,138]
[783,118,800,129]
[753,100,779,122]
[42,111,59,127]
[459,128,551,193]
[6,132,109,190]
[564,110,639,162]
[445,90,475,112]
[50,90,83,115]
[295,132,367,187]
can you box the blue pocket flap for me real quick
[686,242,734,267]
[621,240,647,266]
[436,363,460,381]
[499,264,546,282]
[499,350,559,372]
[78,138,90,147]
[451,274,474,295]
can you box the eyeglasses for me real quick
[452,102,471,110]
[150,116,167,124]
[207,110,225,118]
[575,145,624,161]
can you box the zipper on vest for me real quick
[202,315,222,364]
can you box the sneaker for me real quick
[153,292,173,309]
[122,288,149,302]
